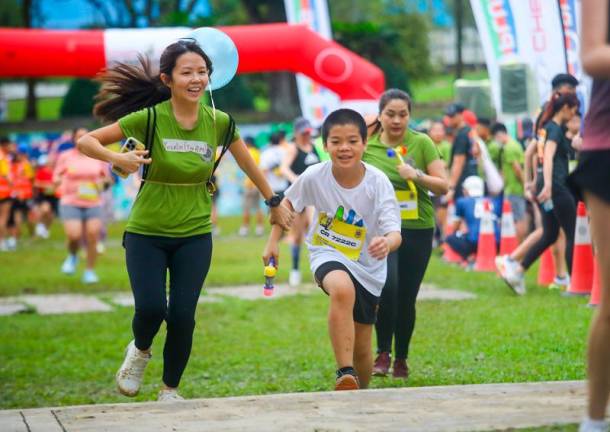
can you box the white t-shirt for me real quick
[260,145,289,193]
[285,161,401,297]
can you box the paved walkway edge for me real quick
[0,380,586,432]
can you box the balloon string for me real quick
[208,82,216,123]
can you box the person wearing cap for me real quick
[446,103,479,201]
[445,175,500,265]
[280,116,322,287]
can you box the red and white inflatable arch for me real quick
[0,23,384,112]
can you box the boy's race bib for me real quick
[396,180,418,220]
[77,182,99,201]
[313,211,367,260]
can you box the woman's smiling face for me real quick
[162,52,209,103]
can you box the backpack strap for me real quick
[206,114,236,195]
[137,106,156,194]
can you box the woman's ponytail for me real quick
[93,55,170,124]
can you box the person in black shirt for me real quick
[499,92,580,295]
[445,103,478,200]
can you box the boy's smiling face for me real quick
[324,124,366,170]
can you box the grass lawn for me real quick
[6,97,63,122]
[0,216,593,415]
[411,70,489,105]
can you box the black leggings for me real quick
[123,232,213,388]
[375,228,434,359]
[521,186,576,274]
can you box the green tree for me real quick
[333,12,432,96]
[60,79,100,118]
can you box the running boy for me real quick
[263,109,402,390]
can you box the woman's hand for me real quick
[113,150,151,174]
[269,204,294,231]
[397,163,417,181]
[524,181,536,202]
[537,185,552,203]
[571,133,583,151]
[368,236,390,260]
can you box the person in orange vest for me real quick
[6,143,35,249]
[33,154,58,239]
[0,137,15,252]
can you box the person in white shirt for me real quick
[263,109,402,391]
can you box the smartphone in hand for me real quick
[111,137,146,179]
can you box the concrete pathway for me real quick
[0,283,476,316]
[0,380,585,432]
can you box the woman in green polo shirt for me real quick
[77,40,292,402]
[363,89,448,379]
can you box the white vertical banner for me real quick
[557,0,590,114]
[469,0,522,113]
[509,0,567,103]
[284,0,340,126]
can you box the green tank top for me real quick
[119,100,239,237]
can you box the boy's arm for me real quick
[368,231,402,260]
[262,198,295,268]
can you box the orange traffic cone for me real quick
[474,199,497,272]
[589,255,601,307]
[499,199,518,256]
[537,247,555,286]
[443,199,463,264]
[566,201,594,296]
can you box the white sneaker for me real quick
[579,418,609,432]
[495,255,510,279]
[238,226,248,237]
[61,254,78,275]
[35,223,49,239]
[96,242,106,254]
[116,340,151,397]
[550,275,570,291]
[289,269,301,287]
[6,236,16,251]
[499,256,526,295]
[157,389,184,402]
[82,269,99,284]
[255,225,264,236]
[0,239,8,252]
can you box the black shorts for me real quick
[568,149,610,204]
[35,195,59,214]
[8,199,31,227]
[314,261,379,325]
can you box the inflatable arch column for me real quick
[0,24,384,116]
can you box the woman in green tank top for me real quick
[77,40,293,402]
[362,89,448,379]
